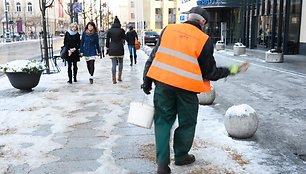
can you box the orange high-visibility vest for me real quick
[147,24,211,92]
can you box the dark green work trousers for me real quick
[153,83,199,165]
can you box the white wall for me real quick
[180,0,197,13]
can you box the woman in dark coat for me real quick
[64,22,80,83]
[106,16,126,84]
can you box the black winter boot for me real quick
[68,70,72,84]
[134,56,137,64]
[130,55,133,66]
[73,72,77,82]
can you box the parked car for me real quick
[144,31,160,45]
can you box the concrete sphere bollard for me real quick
[198,86,216,105]
[224,104,259,139]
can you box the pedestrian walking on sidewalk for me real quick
[98,29,106,58]
[80,21,101,84]
[125,26,138,66]
[142,7,242,174]
[63,22,80,84]
[106,16,126,84]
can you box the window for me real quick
[5,2,10,12]
[28,2,33,12]
[155,8,163,29]
[131,1,135,8]
[16,2,21,12]
[131,13,135,19]
[168,8,176,24]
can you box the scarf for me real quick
[86,29,95,36]
[68,29,77,36]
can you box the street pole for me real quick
[5,0,9,33]
[99,0,102,28]
[82,0,86,26]
[74,0,78,23]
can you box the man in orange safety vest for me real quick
[142,6,243,174]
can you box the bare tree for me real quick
[58,0,78,23]
[39,0,54,74]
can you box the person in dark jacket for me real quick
[141,7,245,174]
[98,29,106,58]
[125,26,138,66]
[64,22,80,84]
[80,21,101,84]
[106,16,126,84]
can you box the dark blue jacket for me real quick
[80,31,101,56]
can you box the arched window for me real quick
[16,2,21,12]
[28,2,33,12]
[5,2,10,12]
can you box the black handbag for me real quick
[60,46,68,59]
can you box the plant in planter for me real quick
[0,60,45,90]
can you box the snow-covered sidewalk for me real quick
[0,47,302,173]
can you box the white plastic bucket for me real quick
[128,102,155,129]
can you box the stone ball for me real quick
[198,86,216,105]
[224,104,259,139]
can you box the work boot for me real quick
[130,55,133,66]
[174,154,195,166]
[118,72,122,82]
[157,164,171,174]
[112,76,117,84]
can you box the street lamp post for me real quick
[4,0,10,42]
[5,0,9,32]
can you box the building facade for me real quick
[1,0,70,39]
[142,0,181,32]
[183,0,305,55]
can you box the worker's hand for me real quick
[141,84,152,95]
[228,64,240,75]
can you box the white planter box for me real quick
[215,41,225,51]
[265,51,284,63]
[233,43,246,56]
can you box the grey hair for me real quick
[187,13,206,23]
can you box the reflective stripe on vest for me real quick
[147,24,211,92]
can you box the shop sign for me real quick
[196,0,242,7]
[182,0,191,3]
[197,0,223,5]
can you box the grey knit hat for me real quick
[188,7,209,23]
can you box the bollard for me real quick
[233,42,246,56]
[198,85,216,105]
[224,104,259,139]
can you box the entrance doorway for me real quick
[257,16,272,49]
